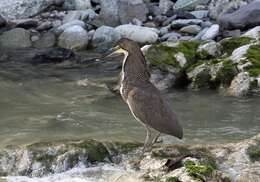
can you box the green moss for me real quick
[145,41,200,68]
[186,60,205,73]
[76,140,109,163]
[166,177,182,182]
[220,37,252,55]
[250,79,258,89]
[245,44,260,77]
[216,59,237,86]
[247,144,260,162]
[184,160,214,181]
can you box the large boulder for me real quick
[118,0,148,24]
[99,0,120,27]
[208,0,254,20]
[218,1,260,30]
[0,28,32,48]
[115,25,158,43]
[243,26,260,40]
[33,32,56,48]
[174,0,210,10]
[58,25,88,50]
[54,20,86,35]
[201,24,219,40]
[0,0,58,20]
[228,72,250,96]
[92,26,121,50]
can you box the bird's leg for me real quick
[142,126,151,154]
[151,132,161,145]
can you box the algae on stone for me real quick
[247,144,260,162]
[245,44,260,77]
[220,37,252,55]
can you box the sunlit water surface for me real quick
[0,49,260,148]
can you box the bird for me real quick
[107,38,183,152]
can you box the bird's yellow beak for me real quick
[103,46,125,59]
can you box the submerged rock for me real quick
[0,28,32,48]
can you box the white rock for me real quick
[63,0,92,10]
[115,25,158,44]
[201,24,219,40]
[180,25,201,35]
[55,20,85,35]
[58,25,88,50]
[228,72,250,97]
[159,0,174,14]
[197,41,221,57]
[190,10,208,19]
[174,52,187,67]
[243,26,260,40]
[230,44,252,63]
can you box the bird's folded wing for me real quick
[127,86,183,139]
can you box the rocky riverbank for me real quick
[1,0,260,96]
[0,134,260,181]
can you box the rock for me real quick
[197,41,221,57]
[176,11,196,19]
[0,28,32,48]
[12,18,39,29]
[150,70,176,90]
[159,0,174,15]
[31,35,40,42]
[208,0,253,20]
[190,10,208,19]
[0,14,7,27]
[34,32,56,48]
[201,21,213,28]
[32,48,75,64]
[0,0,57,20]
[201,24,219,40]
[243,26,260,40]
[180,25,201,35]
[193,27,208,40]
[222,29,241,38]
[160,32,181,42]
[132,18,143,26]
[230,44,251,63]
[218,1,260,30]
[63,11,83,23]
[58,25,88,50]
[228,72,250,96]
[143,22,156,28]
[63,0,92,10]
[118,0,148,24]
[36,21,53,31]
[179,35,193,41]
[148,3,162,17]
[174,0,210,10]
[99,0,120,27]
[115,25,158,44]
[171,19,202,29]
[54,20,86,35]
[175,52,187,67]
[81,9,97,22]
[92,26,121,50]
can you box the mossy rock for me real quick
[247,144,260,162]
[220,37,252,55]
[166,177,182,182]
[145,41,201,68]
[245,44,260,77]
[184,160,214,182]
[215,59,238,87]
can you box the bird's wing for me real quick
[126,85,183,139]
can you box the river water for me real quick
[0,49,260,147]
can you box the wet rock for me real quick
[175,11,196,19]
[32,48,75,64]
[218,1,260,30]
[92,26,121,50]
[115,25,158,44]
[58,25,88,50]
[34,32,56,48]
[159,0,174,15]
[228,72,250,96]
[222,29,241,38]
[201,24,219,40]
[160,32,181,42]
[54,20,86,35]
[197,41,221,57]
[118,0,148,24]
[0,28,32,48]
[243,26,260,40]
[63,0,92,10]
[150,70,176,90]
[36,21,53,31]
[174,0,210,11]
[171,19,202,29]
[99,0,120,27]
[180,24,201,35]
[0,0,57,20]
